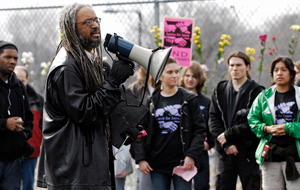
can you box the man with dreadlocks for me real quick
[37,3,136,190]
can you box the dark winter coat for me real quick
[209,80,264,160]
[0,73,33,162]
[135,87,207,170]
[38,48,122,190]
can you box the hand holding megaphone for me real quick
[103,33,172,84]
[106,59,134,88]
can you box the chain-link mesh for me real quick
[1,0,300,96]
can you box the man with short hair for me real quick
[0,41,34,190]
[37,3,136,190]
[15,65,44,190]
[209,51,264,190]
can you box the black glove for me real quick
[106,59,134,88]
[120,126,141,145]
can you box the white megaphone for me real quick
[103,33,172,83]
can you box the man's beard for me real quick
[78,35,101,50]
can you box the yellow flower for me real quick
[224,40,230,45]
[196,35,200,39]
[246,47,251,52]
[227,35,232,40]
[194,40,199,44]
[197,44,201,48]
[193,33,197,37]
[250,48,255,54]
[158,37,161,40]
[250,56,255,61]
[150,29,155,33]
[220,34,227,40]
[153,25,158,29]
[219,48,224,53]
[219,41,224,47]
[41,69,47,76]
[194,26,200,32]
[154,34,157,38]
[246,52,250,56]
[156,33,160,36]
[158,42,162,46]
[290,25,300,31]
[157,28,161,32]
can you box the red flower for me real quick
[269,51,273,55]
[272,48,275,52]
[268,47,271,50]
[259,34,268,42]
[138,130,147,138]
[272,37,276,41]
[137,125,147,138]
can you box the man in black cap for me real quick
[0,41,34,190]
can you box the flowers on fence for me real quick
[150,25,162,47]
[289,25,300,60]
[21,52,34,68]
[193,26,203,64]
[258,34,268,82]
[215,34,231,65]
[40,62,51,76]
[20,51,51,86]
[267,36,278,56]
[245,47,255,61]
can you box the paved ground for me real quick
[34,149,242,190]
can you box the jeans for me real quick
[137,168,153,190]
[22,157,38,190]
[150,171,192,190]
[194,152,210,190]
[0,159,22,190]
[115,176,126,190]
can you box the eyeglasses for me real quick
[77,17,101,26]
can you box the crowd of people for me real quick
[1,2,300,190]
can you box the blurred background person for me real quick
[15,66,44,190]
[180,60,214,190]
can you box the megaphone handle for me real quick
[138,46,166,107]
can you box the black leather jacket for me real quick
[39,48,122,190]
[135,87,207,170]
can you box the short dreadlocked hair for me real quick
[57,3,104,94]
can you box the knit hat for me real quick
[0,41,18,52]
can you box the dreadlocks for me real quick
[57,3,104,94]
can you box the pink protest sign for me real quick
[163,16,194,67]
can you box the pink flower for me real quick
[259,34,268,42]
[269,51,273,55]
[272,48,275,52]
[272,37,276,41]
[138,130,147,138]
[268,47,271,50]
[137,125,147,138]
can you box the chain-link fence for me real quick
[1,0,300,96]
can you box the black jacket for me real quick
[39,48,122,190]
[0,73,33,162]
[209,80,264,159]
[135,87,207,170]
